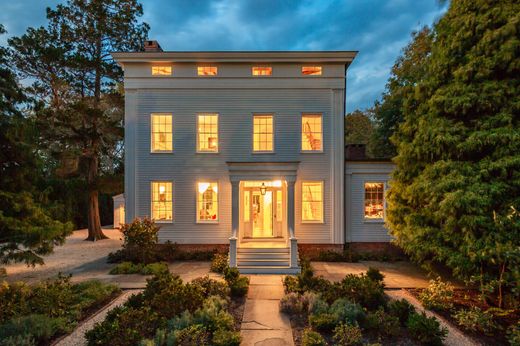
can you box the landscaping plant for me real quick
[454,307,497,335]
[406,312,448,346]
[301,328,327,346]
[210,253,229,274]
[418,278,454,311]
[332,323,363,346]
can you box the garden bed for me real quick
[408,287,520,346]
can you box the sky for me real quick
[0,0,447,113]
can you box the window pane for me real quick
[151,114,173,152]
[152,66,172,76]
[151,182,173,221]
[252,67,272,76]
[302,114,322,151]
[302,182,323,222]
[198,66,218,76]
[253,115,273,151]
[364,182,384,219]
[197,114,218,152]
[197,182,218,221]
[302,66,322,75]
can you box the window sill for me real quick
[150,151,174,154]
[300,150,324,154]
[301,220,324,224]
[195,151,219,154]
[196,221,219,224]
[155,220,174,224]
[363,219,384,224]
[252,151,275,154]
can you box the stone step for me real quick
[238,266,301,275]
[237,247,289,253]
[237,259,290,267]
[237,252,290,260]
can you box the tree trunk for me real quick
[85,155,107,241]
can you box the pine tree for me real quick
[387,0,520,305]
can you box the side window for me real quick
[301,114,323,151]
[151,114,173,152]
[151,181,173,221]
[364,182,384,219]
[302,181,324,222]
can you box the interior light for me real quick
[272,180,282,187]
[198,182,210,194]
[159,185,166,194]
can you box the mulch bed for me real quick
[408,288,519,346]
[229,295,247,331]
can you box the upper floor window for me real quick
[302,181,323,222]
[197,114,218,152]
[302,66,322,75]
[252,66,272,76]
[151,181,173,221]
[198,66,218,76]
[197,182,218,222]
[151,114,173,152]
[151,66,172,76]
[302,114,323,152]
[364,182,384,220]
[253,114,273,152]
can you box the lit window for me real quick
[197,182,218,222]
[151,182,173,221]
[198,66,218,76]
[302,66,322,75]
[151,114,173,152]
[302,181,323,222]
[252,67,272,76]
[151,66,172,76]
[364,183,384,219]
[302,114,322,151]
[197,114,218,152]
[253,115,273,152]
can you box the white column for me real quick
[286,178,298,269]
[229,180,239,268]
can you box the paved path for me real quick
[240,275,294,346]
[55,289,142,346]
[386,290,478,346]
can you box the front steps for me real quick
[236,247,300,274]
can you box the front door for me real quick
[252,190,273,237]
[242,184,283,238]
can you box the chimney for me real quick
[345,144,366,160]
[144,40,163,52]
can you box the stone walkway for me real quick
[240,275,294,346]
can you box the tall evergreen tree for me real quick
[345,110,374,145]
[387,0,520,305]
[9,0,149,240]
[0,25,72,266]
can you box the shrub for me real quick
[30,275,77,319]
[366,267,385,285]
[173,325,210,345]
[212,329,241,346]
[280,292,305,315]
[120,218,160,263]
[210,253,229,273]
[507,321,520,346]
[406,312,447,346]
[189,276,229,299]
[301,328,327,346]
[418,278,454,311]
[332,323,362,346]
[0,281,31,323]
[363,308,400,337]
[283,275,300,293]
[0,314,70,344]
[141,262,169,276]
[340,273,386,310]
[109,262,169,276]
[0,334,35,346]
[453,307,497,334]
[387,299,415,326]
[328,298,365,326]
[72,280,120,311]
[309,313,337,332]
[280,292,328,316]
[224,267,249,297]
[316,250,348,262]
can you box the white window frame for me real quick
[150,181,174,223]
[195,181,219,223]
[252,113,275,153]
[363,180,385,223]
[196,113,219,153]
[300,113,324,153]
[301,180,324,223]
[150,113,173,154]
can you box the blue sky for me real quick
[0,0,447,112]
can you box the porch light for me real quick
[198,182,210,194]
[260,182,267,196]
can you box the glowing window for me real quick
[302,114,322,151]
[253,115,273,152]
[151,182,173,221]
[302,66,322,75]
[151,114,173,152]
[197,182,218,222]
[252,67,272,76]
[151,66,172,76]
[364,182,384,219]
[198,66,218,76]
[197,114,218,152]
[302,181,323,222]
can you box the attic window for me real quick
[252,67,272,76]
[198,66,218,76]
[151,66,172,76]
[302,66,322,75]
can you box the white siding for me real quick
[345,162,395,242]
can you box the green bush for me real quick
[339,273,386,310]
[109,262,169,276]
[72,280,120,311]
[302,328,327,346]
[141,262,169,276]
[328,298,365,326]
[0,314,70,343]
[0,334,35,346]
[332,323,362,346]
[418,278,454,311]
[210,253,229,273]
[507,321,520,346]
[363,308,401,337]
[189,276,229,299]
[387,299,415,326]
[453,307,497,334]
[366,267,385,285]
[30,275,76,318]
[309,313,337,332]
[406,312,447,346]
[280,292,327,316]
[224,267,249,297]
[173,325,210,345]
[212,329,241,346]
[0,281,31,323]
[120,218,160,263]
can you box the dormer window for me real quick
[151,65,172,76]
[252,67,272,76]
[302,66,322,75]
[198,66,218,76]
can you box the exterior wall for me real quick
[345,161,395,242]
[123,61,346,245]
[112,194,125,228]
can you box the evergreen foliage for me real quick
[387,0,520,305]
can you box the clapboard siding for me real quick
[345,162,395,242]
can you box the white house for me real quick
[112,42,394,273]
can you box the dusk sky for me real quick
[0,0,447,112]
